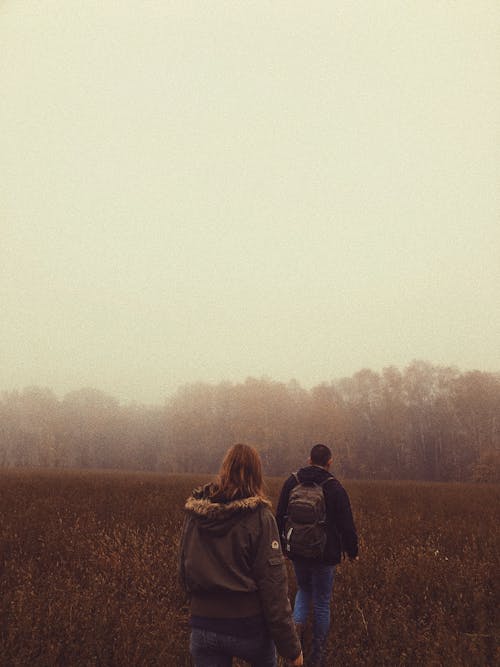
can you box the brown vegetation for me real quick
[1,469,498,665]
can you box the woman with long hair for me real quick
[179,444,303,667]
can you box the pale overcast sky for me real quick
[1,1,499,403]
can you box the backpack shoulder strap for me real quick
[320,475,335,487]
[292,472,300,484]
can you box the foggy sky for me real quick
[1,1,499,404]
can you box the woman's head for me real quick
[217,443,264,500]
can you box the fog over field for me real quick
[1,2,499,404]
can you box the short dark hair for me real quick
[310,443,332,467]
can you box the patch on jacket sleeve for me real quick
[271,540,280,550]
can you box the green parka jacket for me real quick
[179,483,301,661]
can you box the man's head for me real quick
[309,443,332,468]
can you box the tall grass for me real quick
[0,469,498,665]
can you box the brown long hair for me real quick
[215,444,265,500]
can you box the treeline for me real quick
[1,361,499,482]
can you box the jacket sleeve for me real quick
[332,485,358,559]
[275,476,294,549]
[252,507,301,661]
[177,515,190,592]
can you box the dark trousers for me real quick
[190,627,276,667]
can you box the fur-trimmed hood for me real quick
[184,483,272,535]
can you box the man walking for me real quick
[276,444,358,666]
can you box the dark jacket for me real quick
[179,483,301,661]
[276,466,358,565]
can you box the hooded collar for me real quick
[297,465,335,485]
[185,483,272,521]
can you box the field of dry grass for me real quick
[0,469,499,666]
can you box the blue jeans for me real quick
[292,560,335,645]
[190,627,276,667]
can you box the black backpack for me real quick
[284,473,332,559]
